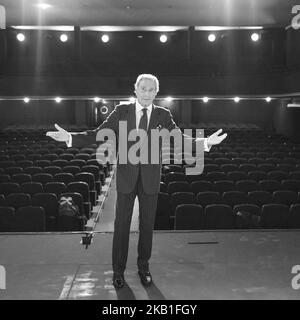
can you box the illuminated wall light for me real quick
[160,34,168,43]
[251,33,260,42]
[55,97,62,103]
[234,97,240,103]
[165,96,173,102]
[101,34,110,43]
[60,34,68,42]
[23,97,30,103]
[16,33,25,42]
[202,97,209,103]
[94,97,101,103]
[129,97,136,103]
[208,34,216,42]
[265,97,272,102]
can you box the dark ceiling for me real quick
[0,0,299,27]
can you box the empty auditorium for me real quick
[0,0,300,307]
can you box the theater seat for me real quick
[155,192,171,230]
[289,204,300,228]
[174,204,205,230]
[261,204,289,229]
[204,204,234,229]
[6,193,32,210]
[272,190,298,206]
[15,206,46,232]
[222,191,249,207]
[197,191,222,207]
[0,206,15,232]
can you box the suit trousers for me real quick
[112,166,158,274]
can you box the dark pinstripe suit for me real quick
[72,103,192,273]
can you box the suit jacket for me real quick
[72,103,199,195]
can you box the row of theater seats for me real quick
[166,203,300,230]
[156,127,300,229]
[0,191,86,232]
[0,130,110,232]
[161,179,300,194]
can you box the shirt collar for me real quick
[136,100,152,113]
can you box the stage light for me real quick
[36,3,52,10]
[234,97,240,103]
[94,97,101,103]
[265,97,272,102]
[165,96,173,102]
[55,97,62,103]
[17,33,25,42]
[101,34,110,43]
[208,34,216,42]
[251,33,260,42]
[160,34,168,43]
[60,34,68,42]
[23,97,30,103]
[203,97,209,103]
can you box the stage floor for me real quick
[0,230,300,300]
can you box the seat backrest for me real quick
[204,204,234,229]
[15,206,46,232]
[261,204,290,228]
[174,204,205,230]
[6,193,32,209]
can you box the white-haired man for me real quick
[47,74,227,288]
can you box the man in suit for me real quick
[47,73,227,288]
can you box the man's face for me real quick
[135,79,157,107]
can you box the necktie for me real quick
[138,107,148,132]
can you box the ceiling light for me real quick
[101,34,110,43]
[251,33,260,42]
[55,97,62,103]
[24,97,30,103]
[208,34,216,42]
[160,34,168,43]
[265,97,272,102]
[234,97,240,103]
[16,33,25,41]
[94,97,101,103]
[203,97,209,103]
[36,3,52,10]
[60,34,68,42]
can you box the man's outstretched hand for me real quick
[46,124,70,142]
[207,129,227,147]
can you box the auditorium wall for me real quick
[0,100,76,128]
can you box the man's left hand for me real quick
[207,129,227,147]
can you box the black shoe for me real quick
[113,273,125,289]
[138,271,152,287]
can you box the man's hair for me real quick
[134,74,160,93]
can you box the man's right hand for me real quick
[46,123,70,143]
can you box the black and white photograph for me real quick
[0,0,300,309]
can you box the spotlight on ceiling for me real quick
[234,97,240,103]
[23,97,30,103]
[60,34,68,42]
[160,34,168,43]
[55,97,62,103]
[203,97,209,103]
[36,3,52,10]
[17,33,25,42]
[251,33,260,42]
[265,97,272,102]
[101,34,110,43]
[208,34,216,42]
